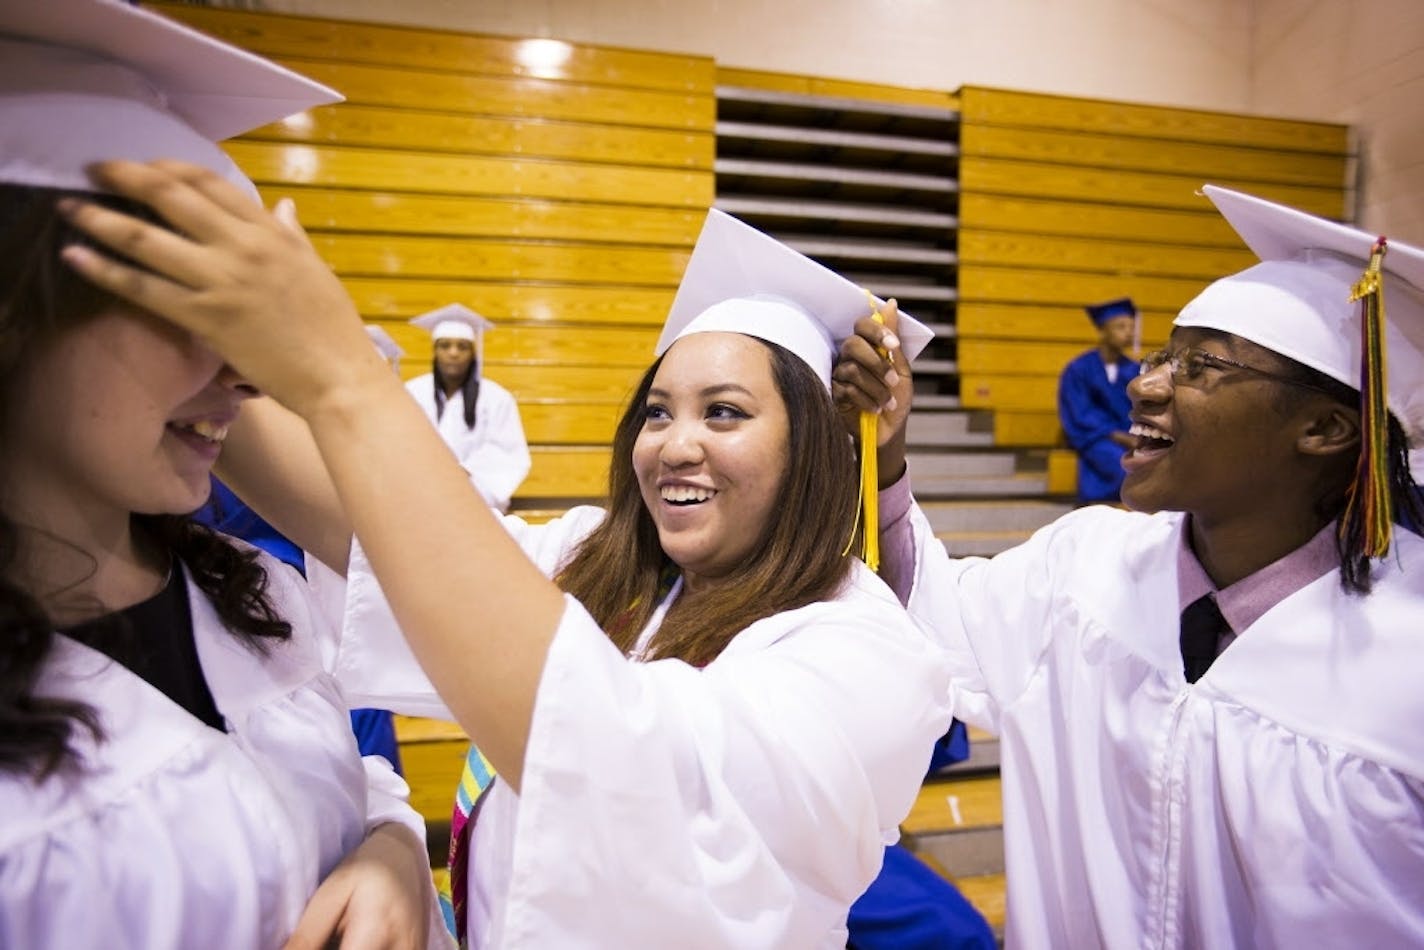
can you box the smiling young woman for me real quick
[0,4,442,948]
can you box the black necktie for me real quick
[1180,594,1231,683]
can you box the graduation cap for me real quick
[657,209,934,388]
[657,209,936,570]
[1085,297,1137,326]
[1176,184,1424,554]
[1085,296,1141,356]
[364,323,404,370]
[0,0,341,198]
[409,303,494,344]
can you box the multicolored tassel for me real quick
[1339,236,1393,559]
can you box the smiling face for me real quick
[2,303,256,536]
[632,332,791,592]
[1120,327,1324,523]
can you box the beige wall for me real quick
[247,0,1422,237]
[1248,0,1424,237]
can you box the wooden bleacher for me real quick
[158,6,1353,938]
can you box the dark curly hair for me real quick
[0,184,292,779]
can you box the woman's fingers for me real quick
[57,196,216,292]
[93,158,268,237]
[58,241,195,326]
[832,336,895,414]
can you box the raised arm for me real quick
[59,159,563,790]
[216,395,353,573]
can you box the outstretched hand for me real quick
[58,159,388,420]
[832,299,913,486]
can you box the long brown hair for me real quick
[556,337,861,668]
[0,184,291,778]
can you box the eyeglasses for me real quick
[1139,345,1339,396]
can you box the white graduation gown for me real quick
[897,502,1424,949]
[0,553,448,950]
[404,373,531,511]
[338,506,954,949]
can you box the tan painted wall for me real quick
[1248,0,1424,238]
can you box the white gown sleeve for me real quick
[333,507,606,719]
[498,580,953,947]
[895,492,1081,733]
[460,380,531,513]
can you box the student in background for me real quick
[405,304,531,512]
[1057,296,1141,503]
[836,186,1424,947]
[0,3,441,947]
[63,183,956,947]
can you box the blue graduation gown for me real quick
[194,479,403,773]
[1057,350,1139,502]
[847,721,996,950]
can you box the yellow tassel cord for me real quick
[842,293,886,571]
[1339,237,1393,559]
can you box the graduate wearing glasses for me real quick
[837,186,1424,948]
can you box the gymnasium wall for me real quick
[954,86,1349,445]
[160,3,715,509]
[238,0,1421,237]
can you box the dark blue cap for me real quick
[1085,297,1136,326]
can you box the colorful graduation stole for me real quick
[438,744,497,946]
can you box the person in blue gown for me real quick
[195,478,403,773]
[1057,297,1141,503]
[847,721,997,950]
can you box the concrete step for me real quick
[907,411,994,448]
[906,451,1018,478]
[910,472,1049,498]
[918,498,1073,533]
[935,733,1001,775]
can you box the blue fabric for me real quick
[847,722,994,950]
[848,845,996,950]
[350,707,402,771]
[1057,350,1139,502]
[927,719,969,774]
[198,479,306,571]
[193,478,403,775]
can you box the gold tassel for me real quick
[1339,237,1393,559]
[842,293,887,571]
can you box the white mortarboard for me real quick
[409,303,495,344]
[1175,185,1424,479]
[657,209,935,388]
[365,324,404,363]
[0,0,341,199]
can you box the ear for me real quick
[1296,403,1360,458]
